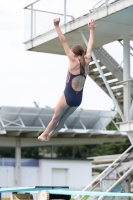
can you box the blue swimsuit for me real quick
[64,70,86,107]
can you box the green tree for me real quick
[0,148,15,158]
[21,147,41,158]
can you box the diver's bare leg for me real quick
[38,94,68,141]
[47,106,77,140]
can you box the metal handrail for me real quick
[98,166,133,200]
[99,47,122,69]
[23,0,40,9]
[80,150,133,200]
[74,145,133,200]
[25,8,75,20]
[24,0,75,42]
[90,0,121,12]
[92,150,133,200]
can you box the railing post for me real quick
[31,4,33,41]
[34,10,36,38]
[64,0,66,24]
[105,0,108,15]
[105,0,108,7]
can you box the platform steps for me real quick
[74,145,133,200]
[89,46,133,111]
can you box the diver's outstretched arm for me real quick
[54,18,75,60]
[85,19,97,64]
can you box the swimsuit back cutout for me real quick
[64,66,86,107]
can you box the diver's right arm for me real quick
[54,18,75,60]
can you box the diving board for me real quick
[0,186,69,193]
[1,187,133,197]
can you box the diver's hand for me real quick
[54,17,60,26]
[88,19,97,30]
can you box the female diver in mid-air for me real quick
[38,18,97,141]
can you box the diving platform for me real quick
[1,186,133,197]
[24,0,133,54]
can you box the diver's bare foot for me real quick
[46,131,54,140]
[38,134,50,141]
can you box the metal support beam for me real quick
[98,166,133,200]
[79,119,86,129]
[127,132,133,146]
[123,38,131,121]
[51,146,54,157]
[80,31,125,121]
[74,145,133,200]
[15,138,21,186]
[112,119,120,131]
[130,101,133,120]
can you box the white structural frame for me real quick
[22,0,133,198]
[0,106,126,187]
[80,31,125,121]
[123,38,131,121]
[74,145,133,200]
[0,107,120,136]
[118,38,133,144]
[24,0,121,43]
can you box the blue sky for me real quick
[0,0,132,110]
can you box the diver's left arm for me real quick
[85,19,97,64]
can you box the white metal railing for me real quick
[99,47,122,69]
[90,0,121,12]
[24,0,75,42]
[24,8,74,41]
[24,0,122,43]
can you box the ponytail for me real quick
[80,52,85,76]
[71,44,85,76]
